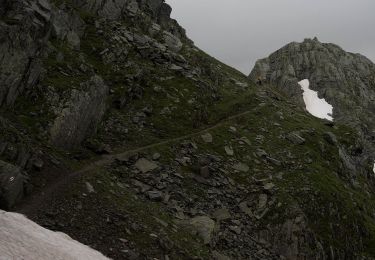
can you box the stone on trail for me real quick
[135,158,158,173]
[201,133,213,143]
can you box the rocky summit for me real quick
[1,1,375,259]
[250,38,375,166]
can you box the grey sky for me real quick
[166,0,375,74]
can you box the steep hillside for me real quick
[1,1,375,259]
[0,0,250,208]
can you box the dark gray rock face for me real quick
[0,160,27,209]
[249,38,375,168]
[0,0,52,107]
[50,75,109,149]
[0,0,186,105]
[0,0,187,150]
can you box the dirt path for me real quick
[15,109,254,215]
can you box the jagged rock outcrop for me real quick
[51,6,85,49]
[250,38,375,121]
[0,0,188,150]
[249,38,375,173]
[69,0,187,38]
[0,0,52,107]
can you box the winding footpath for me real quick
[15,109,255,216]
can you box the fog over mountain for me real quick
[167,0,375,74]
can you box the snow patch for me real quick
[373,162,375,174]
[0,210,109,259]
[298,79,333,121]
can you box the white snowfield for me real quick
[0,210,110,260]
[298,79,333,121]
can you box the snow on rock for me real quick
[373,163,375,174]
[0,210,109,260]
[298,79,333,121]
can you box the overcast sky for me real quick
[166,0,375,74]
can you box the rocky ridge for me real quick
[249,38,375,171]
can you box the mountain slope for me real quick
[1,1,375,259]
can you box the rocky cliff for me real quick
[1,1,375,259]
[250,38,375,163]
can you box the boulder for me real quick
[85,182,95,193]
[126,0,139,16]
[147,190,163,201]
[239,201,253,217]
[0,160,27,209]
[286,132,306,145]
[232,162,249,172]
[201,133,213,143]
[152,153,161,160]
[135,158,158,173]
[50,75,109,149]
[323,132,338,145]
[163,31,183,52]
[212,208,231,221]
[149,23,161,36]
[186,216,215,244]
[224,146,234,156]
